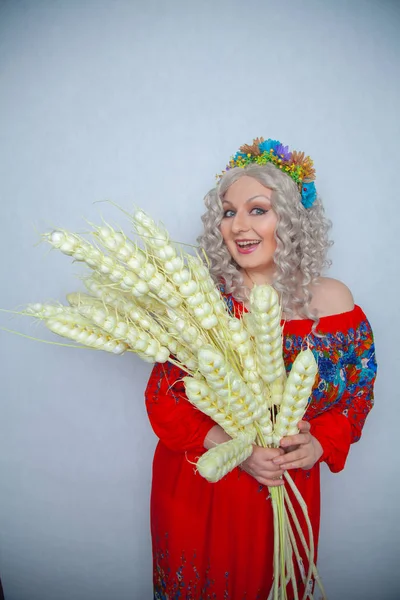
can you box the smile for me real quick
[235,240,261,254]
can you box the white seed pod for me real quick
[112,343,126,355]
[155,347,170,363]
[25,303,72,319]
[146,339,160,357]
[49,231,65,246]
[172,268,191,285]
[270,375,285,406]
[197,348,221,369]
[60,241,75,254]
[76,329,89,343]
[131,331,147,351]
[164,257,184,274]
[108,267,124,282]
[279,406,293,417]
[236,342,252,355]
[194,303,212,318]
[179,280,199,297]
[126,253,147,272]
[252,280,285,383]
[196,431,256,483]
[181,325,199,344]
[272,349,318,443]
[185,292,204,307]
[121,273,137,289]
[249,284,278,313]
[98,226,112,240]
[231,330,249,345]
[201,315,218,329]
[243,370,259,383]
[250,382,263,395]
[45,315,129,354]
[164,296,180,308]
[243,355,256,370]
[284,381,299,398]
[137,263,157,281]
[228,320,241,332]
[133,210,172,256]
[157,246,176,260]
[190,261,209,280]
[135,279,150,295]
[103,315,117,331]
[184,378,242,438]
[177,355,198,372]
[114,322,129,338]
[198,346,259,425]
[117,245,132,260]
[292,407,306,420]
[157,281,177,301]
[148,273,165,293]
[102,340,119,353]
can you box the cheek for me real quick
[219,221,230,243]
[260,225,277,247]
[264,217,278,247]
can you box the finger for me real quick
[265,447,285,458]
[298,420,311,432]
[241,465,285,479]
[283,444,299,454]
[273,449,305,466]
[254,464,285,477]
[261,467,285,478]
[274,457,312,470]
[280,432,310,448]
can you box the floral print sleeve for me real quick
[282,306,377,472]
[324,314,377,443]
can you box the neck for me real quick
[241,266,276,289]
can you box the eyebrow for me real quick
[222,194,272,205]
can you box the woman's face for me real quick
[219,176,278,280]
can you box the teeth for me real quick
[237,241,260,247]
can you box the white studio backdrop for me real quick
[0,0,399,598]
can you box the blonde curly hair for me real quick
[197,163,332,321]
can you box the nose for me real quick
[231,211,250,234]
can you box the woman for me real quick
[145,138,377,599]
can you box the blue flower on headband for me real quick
[301,182,317,208]
[233,151,247,161]
[258,139,280,154]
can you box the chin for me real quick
[235,255,268,268]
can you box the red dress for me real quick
[145,294,377,600]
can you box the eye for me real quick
[250,207,268,215]
[222,209,235,218]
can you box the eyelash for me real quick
[222,207,268,218]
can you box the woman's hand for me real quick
[240,446,286,487]
[272,420,323,471]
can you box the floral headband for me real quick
[217,137,317,208]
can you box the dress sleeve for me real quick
[145,361,216,454]
[309,313,377,473]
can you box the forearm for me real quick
[204,424,231,449]
[145,362,216,453]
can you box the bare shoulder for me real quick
[310,277,355,317]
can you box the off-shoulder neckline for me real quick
[225,291,366,335]
[282,305,365,335]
